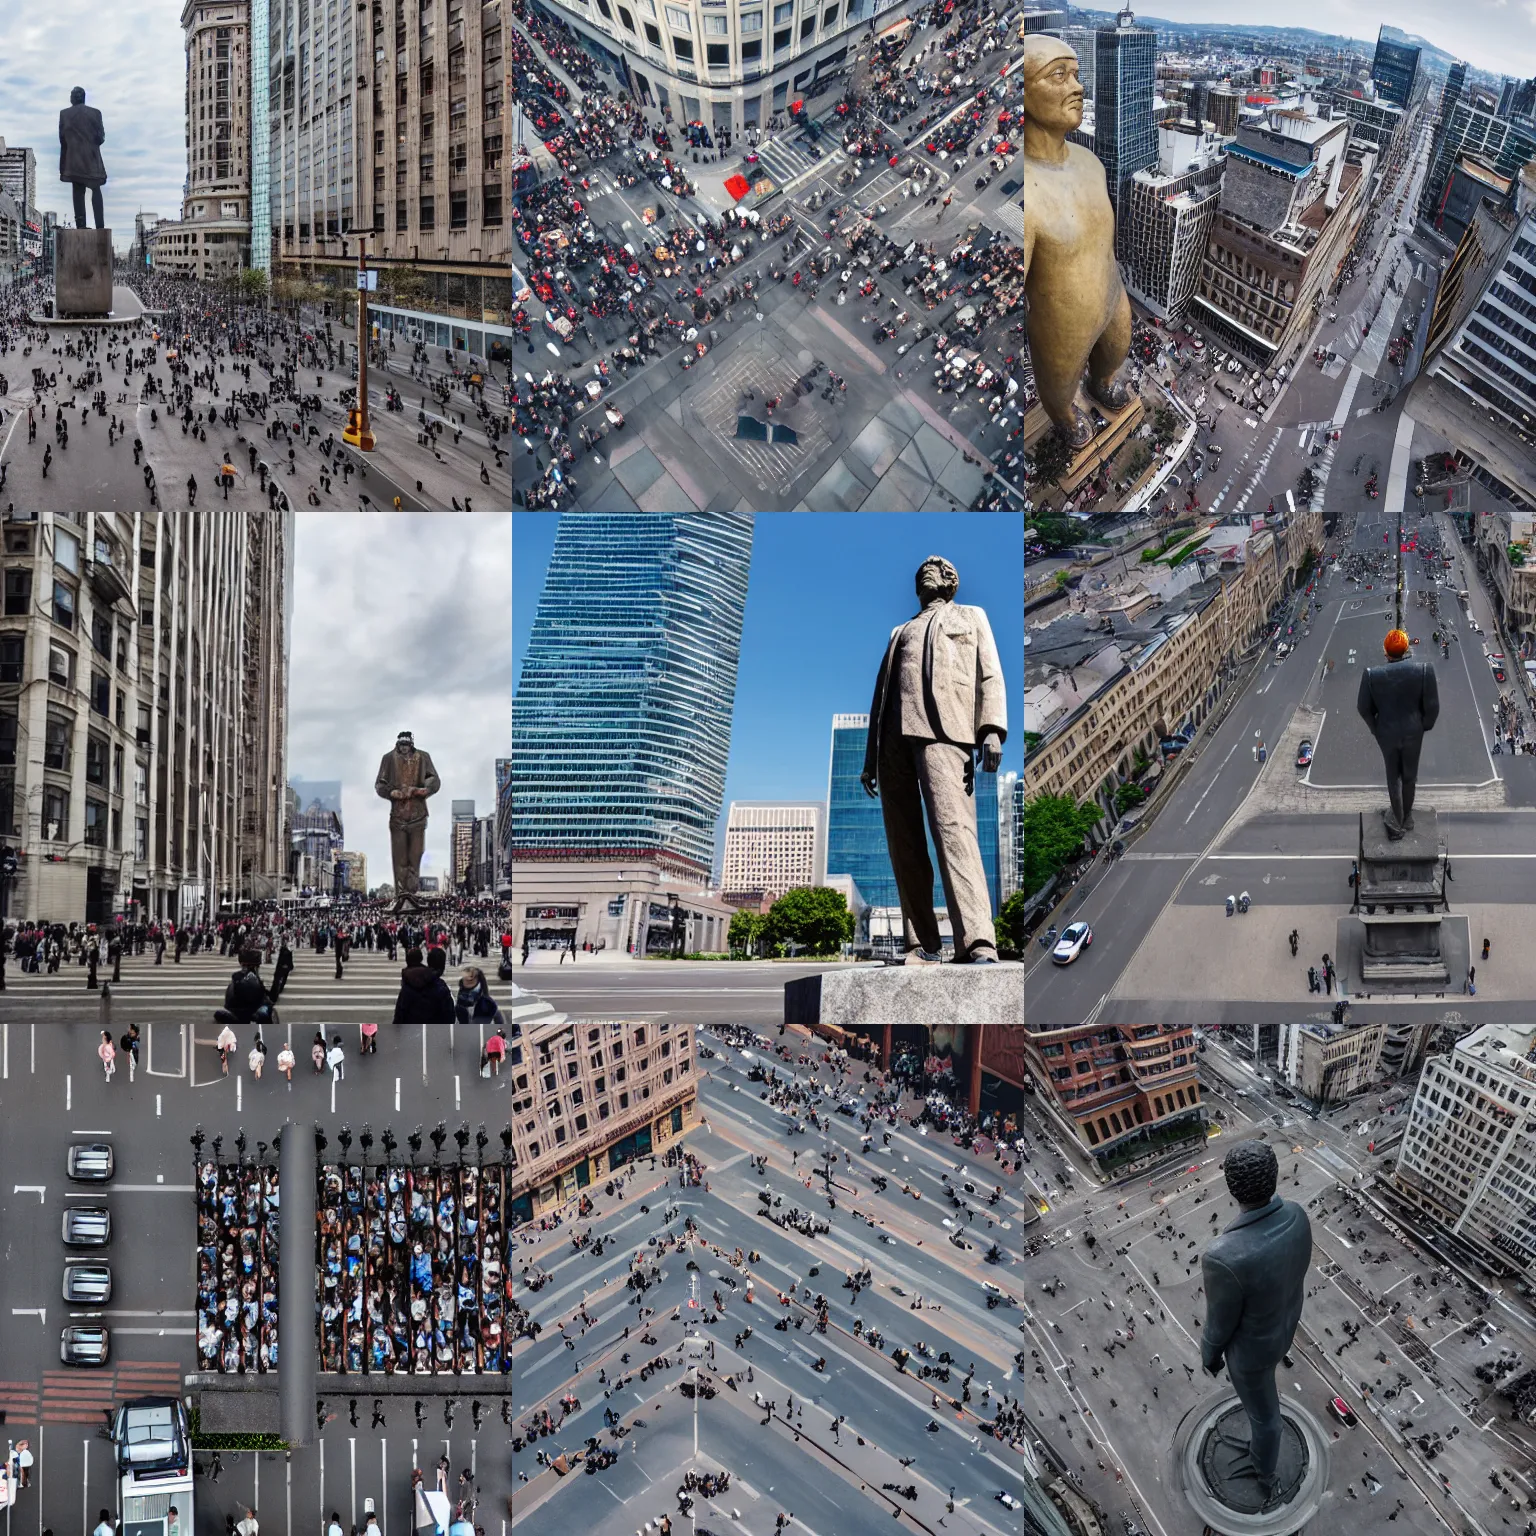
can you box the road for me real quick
[509,1029,1032,1535]
[1016,1057,1536,1536]
[0,1021,512,1534]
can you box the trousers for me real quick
[1227,1363,1283,1485]
[389,817,427,892]
[877,733,996,959]
[71,183,105,230]
[1377,733,1424,831]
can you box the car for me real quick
[1052,922,1093,965]
[997,1492,1021,1511]
[62,1262,112,1305]
[62,1207,111,1247]
[60,1325,110,1367]
[1328,1395,1358,1426]
[1297,740,1314,768]
[67,1143,114,1182]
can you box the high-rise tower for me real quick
[1095,6,1158,260]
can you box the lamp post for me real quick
[345,240,376,451]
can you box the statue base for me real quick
[54,228,115,317]
[783,963,1022,1025]
[1172,1393,1331,1535]
[390,891,445,916]
[1022,392,1147,497]
[1346,808,1457,989]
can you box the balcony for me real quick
[87,555,131,610]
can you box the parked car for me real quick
[1296,739,1315,768]
[62,1207,111,1247]
[62,1262,113,1305]
[59,1325,110,1367]
[1328,1394,1358,1426]
[1051,921,1093,965]
[67,1143,114,1182]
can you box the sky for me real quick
[2,3,189,241]
[1136,0,1536,77]
[290,513,512,892]
[513,513,1024,868]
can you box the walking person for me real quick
[216,1023,237,1074]
[248,1032,267,1079]
[98,1029,116,1081]
[1482,936,1491,960]
[120,1023,141,1082]
[327,1034,345,1082]
[311,1031,327,1073]
[1288,928,1299,958]
[277,1040,296,1081]
[14,1439,32,1488]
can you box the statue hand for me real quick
[1203,1358,1224,1378]
[860,770,878,800]
[980,731,1002,774]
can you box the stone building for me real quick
[176,0,254,278]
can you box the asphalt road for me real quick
[509,1030,1032,1535]
[0,1021,511,1534]
[1015,1052,1536,1536]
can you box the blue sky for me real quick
[513,513,1023,861]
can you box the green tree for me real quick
[1153,405,1179,441]
[994,889,1027,956]
[386,264,432,309]
[763,887,855,957]
[1029,431,1075,487]
[1113,782,1147,815]
[1022,794,1103,898]
[238,268,269,302]
[728,908,768,958]
[1030,515,1079,552]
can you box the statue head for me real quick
[396,730,415,754]
[1384,629,1410,659]
[70,87,86,106]
[1023,36,1085,142]
[916,556,960,603]
[1222,1140,1279,1210]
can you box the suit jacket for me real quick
[863,600,1007,782]
[1357,658,1439,750]
[59,104,107,186]
[374,748,441,825]
[1200,1195,1312,1375]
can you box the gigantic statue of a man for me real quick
[59,87,108,231]
[1021,35,1134,448]
[1201,1142,1314,1501]
[861,557,1007,964]
[374,731,441,893]
[1356,627,1440,838]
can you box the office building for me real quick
[509,512,751,957]
[470,814,497,894]
[495,756,511,893]
[1023,1020,1204,1173]
[504,997,698,1226]
[1011,775,1024,903]
[1411,161,1536,527]
[1325,88,1403,165]
[176,0,254,278]
[1370,29,1419,110]
[334,850,368,893]
[1393,1021,1536,1274]
[1193,105,1365,365]
[719,800,825,905]
[1278,1016,1434,1103]
[128,213,162,271]
[452,797,477,888]
[1124,125,1226,321]
[0,190,21,289]
[294,797,344,893]
[1204,85,1241,137]
[1094,7,1159,257]
[1421,97,1536,235]
[1021,4,1066,32]
[1432,158,1514,246]
[995,769,1018,902]
[0,143,36,230]
[0,511,291,924]
[1061,26,1096,104]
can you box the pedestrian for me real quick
[312,1031,327,1073]
[248,1032,267,1079]
[99,1029,116,1081]
[235,1510,258,1536]
[1307,965,1318,993]
[121,1023,141,1081]
[1288,928,1299,958]
[93,1511,117,1536]
[437,1451,451,1492]
[217,1022,237,1074]
[327,1034,345,1081]
[277,1040,296,1081]
[1482,936,1490,960]
[14,1439,32,1488]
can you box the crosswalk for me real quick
[1208,424,1283,515]
[4,948,514,1023]
[0,1358,185,1426]
[753,134,844,193]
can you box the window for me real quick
[48,644,73,688]
[774,1,791,19]
[3,569,31,616]
[707,40,728,63]
[86,735,108,786]
[773,25,789,48]
[113,744,123,793]
[704,13,726,30]
[420,150,434,182]
[483,184,504,225]
[42,786,69,841]
[135,817,148,859]
[44,712,72,772]
[450,190,467,228]
[85,799,107,848]
[53,582,75,629]
[134,762,148,807]
[742,36,761,57]
[54,530,81,575]
[0,636,21,683]
[665,4,690,27]
[111,806,122,852]
[594,0,611,15]
[822,3,836,21]
[739,7,761,26]
[644,20,660,42]
[91,672,110,717]
[91,612,113,658]
[673,34,692,58]
[4,529,31,555]
[420,195,435,228]
[0,710,15,766]
[618,5,634,27]
[800,14,813,36]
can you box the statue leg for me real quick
[1226,1364,1282,1489]
[914,742,997,961]
[877,736,943,956]
[1381,743,1406,834]
[72,183,87,230]
[1397,733,1423,830]
[1029,340,1094,449]
[1086,287,1134,410]
[390,821,412,892]
[91,187,104,230]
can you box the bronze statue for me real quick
[861,557,1007,964]
[1356,628,1440,838]
[1200,1142,1314,1502]
[59,87,108,231]
[1021,35,1134,448]
[374,731,441,894]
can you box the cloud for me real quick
[289,514,511,889]
[0,6,188,244]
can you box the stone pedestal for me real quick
[784,964,1022,1025]
[1022,392,1147,496]
[1352,808,1450,986]
[1171,1392,1331,1535]
[55,228,114,316]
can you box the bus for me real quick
[112,1398,194,1536]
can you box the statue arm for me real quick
[419,754,442,798]
[1199,1253,1243,1368]
[970,608,1008,745]
[861,642,892,795]
[1355,670,1373,730]
[374,758,395,800]
[1422,666,1440,732]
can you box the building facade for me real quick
[1370,30,1420,110]
[452,796,477,888]
[719,800,825,905]
[0,190,21,290]
[0,511,290,925]
[504,992,698,1226]
[1278,1016,1434,1102]
[494,755,511,894]
[1060,26,1096,105]
[0,143,37,231]
[1124,133,1225,322]
[1393,1022,1536,1274]
[179,0,254,278]
[1093,7,1158,258]
[1420,101,1536,236]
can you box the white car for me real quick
[1051,922,1093,965]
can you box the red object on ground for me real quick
[724,173,752,200]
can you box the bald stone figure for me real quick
[1021,35,1134,448]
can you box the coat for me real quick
[374,747,441,826]
[862,599,1007,783]
[392,964,456,1023]
[59,104,108,186]
[1357,658,1439,749]
[1200,1195,1313,1375]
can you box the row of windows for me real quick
[1079,1083,1198,1146]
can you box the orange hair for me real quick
[1384,629,1410,658]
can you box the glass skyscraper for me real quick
[825,714,1000,914]
[511,513,753,881]
[1095,7,1158,258]
[1371,30,1421,110]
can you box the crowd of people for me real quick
[197,1155,282,1373]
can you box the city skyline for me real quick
[289,513,510,894]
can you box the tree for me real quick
[762,887,855,957]
[238,268,269,303]
[728,908,768,958]
[1153,405,1179,440]
[1029,431,1075,488]
[994,889,1026,956]
[1113,782,1146,815]
[386,264,432,309]
[1022,794,1103,898]
[1030,515,1079,552]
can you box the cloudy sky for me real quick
[290,514,511,892]
[3,3,189,237]
[1139,0,1536,76]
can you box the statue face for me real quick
[1024,46,1085,135]
[916,558,960,602]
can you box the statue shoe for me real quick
[1059,404,1095,450]
[962,949,1000,965]
[903,949,944,965]
[1086,374,1133,411]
